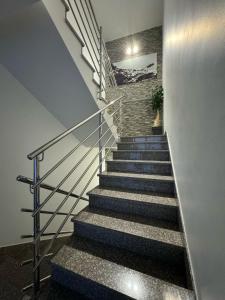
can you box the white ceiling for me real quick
[92,0,164,42]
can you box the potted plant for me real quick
[152,85,163,127]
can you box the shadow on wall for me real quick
[0,1,100,146]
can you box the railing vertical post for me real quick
[98,26,103,173]
[119,97,122,137]
[33,156,41,298]
[98,112,103,174]
[99,26,103,101]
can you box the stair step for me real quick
[113,150,170,161]
[106,160,172,175]
[88,187,178,223]
[51,236,194,299]
[73,208,184,265]
[99,172,175,195]
[120,135,167,143]
[117,142,168,151]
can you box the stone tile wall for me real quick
[106,26,163,137]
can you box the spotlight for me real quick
[126,47,132,55]
[133,45,139,54]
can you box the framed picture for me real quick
[112,53,157,86]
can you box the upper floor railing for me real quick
[63,0,117,101]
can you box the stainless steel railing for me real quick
[63,0,117,102]
[17,93,124,297]
[17,1,120,296]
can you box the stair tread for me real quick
[88,186,177,207]
[107,159,171,165]
[74,208,184,247]
[118,141,168,144]
[113,149,169,152]
[52,237,194,300]
[99,171,174,182]
[121,134,166,138]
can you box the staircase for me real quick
[51,134,195,299]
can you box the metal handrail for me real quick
[32,105,121,189]
[32,113,121,218]
[28,94,122,160]
[33,139,116,271]
[17,175,88,201]
[33,132,114,244]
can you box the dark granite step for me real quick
[73,207,184,265]
[120,135,167,143]
[88,186,178,223]
[117,141,169,151]
[106,159,172,175]
[51,236,194,299]
[99,172,175,195]
[113,150,170,161]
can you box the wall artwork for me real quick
[112,53,157,86]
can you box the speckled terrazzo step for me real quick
[88,187,178,223]
[51,236,194,300]
[99,172,175,195]
[73,208,185,265]
[117,141,169,151]
[120,135,167,143]
[113,150,170,161]
[106,159,172,175]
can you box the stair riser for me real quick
[52,264,128,300]
[113,151,170,161]
[74,221,185,266]
[89,195,178,223]
[99,176,175,195]
[107,161,172,175]
[118,143,168,151]
[120,136,166,143]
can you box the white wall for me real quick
[163,1,225,299]
[0,64,100,248]
[0,1,100,143]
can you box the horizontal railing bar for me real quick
[33,132,115,243]
[21,208,77,217]
[20,253,53,267]
[17,175,89,202]
[21,231,72,239]
[22,275,51,292]
[28,95,123,160]
[32,105,121,188]
[34,139,116,272]
[32,114,120,218]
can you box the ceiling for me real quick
[92,0,164,42]
[0,0,38,20]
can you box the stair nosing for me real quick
[112,149,170,153]
[106,159,171,165]
[98,171,174,182]
[120,134,166,138]
[118,141,168,145]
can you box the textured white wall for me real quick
[0,64,99,247]
[163,1,225,299]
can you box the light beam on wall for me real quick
[126,44,139,55]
